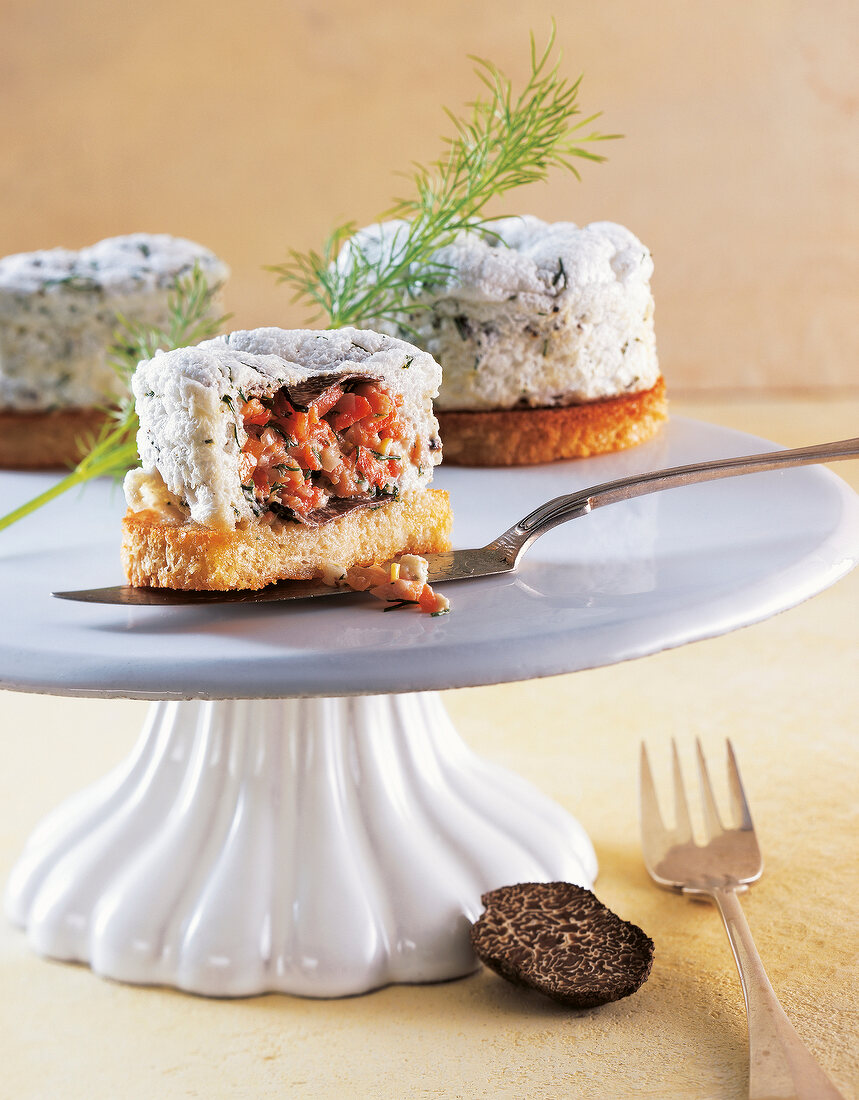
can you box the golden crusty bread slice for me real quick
[435,377,667,467]
[122,489,452,591]
[0,407,112,470]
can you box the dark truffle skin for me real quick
[470,882,654,1009]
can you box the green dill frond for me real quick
[0,264,230,532]
[268,24,619,329]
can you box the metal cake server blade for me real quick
[53,579,342,606]
[53,436,859,607]
[52,546,514,605]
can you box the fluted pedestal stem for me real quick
[6,693,596,997]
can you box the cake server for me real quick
[54,436,859,606]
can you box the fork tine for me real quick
[725,739,754,830]
[639,742,669,849]
[695,738,724,838]
[671,739,694,843]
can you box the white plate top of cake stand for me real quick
[1,417,857,701]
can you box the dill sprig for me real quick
[0,264,228,532]
[269,25,619,328]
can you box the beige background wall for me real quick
[2,0,857,392]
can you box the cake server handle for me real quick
[486,437,859,568]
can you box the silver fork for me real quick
[639,740,845,1099]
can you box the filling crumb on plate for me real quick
[321,553,450,615]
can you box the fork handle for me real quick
[708,886,845,1099]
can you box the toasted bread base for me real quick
[436,377,667,466]
[0,407,111,469]
[122,489,452,590]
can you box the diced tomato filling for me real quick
[241,398,272,426]
[238,380,411,520]
[328,392,373,431]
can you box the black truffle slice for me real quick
[470,882,654,1009]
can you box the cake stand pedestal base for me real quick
[5,692,596,997]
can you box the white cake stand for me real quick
[2,418,858,997]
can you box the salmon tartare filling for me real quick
[237,378,410,523]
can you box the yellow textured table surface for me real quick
[0,398,857,1099]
